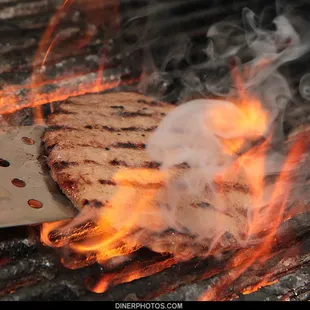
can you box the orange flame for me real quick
[210,97,269,155]
[41,220,72,247]
[41,169,170,262]
[40,169,176,291]
[70,169,167,260]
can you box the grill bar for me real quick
[0,253,57,283]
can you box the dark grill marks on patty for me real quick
[52,161,78,170]
[45,125,77,132]
[50,156,161,171]
[99,180,117,186]
[112,142,146,150]
[111,180,164,189]
[51,160,101,171]
[109,159,128,167]
[83,125,157,132]
[112,111,154,118]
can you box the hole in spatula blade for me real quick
[28,199,43,209]
[0,158,10,167]
[11,178,26,188]
[22,136,35,145]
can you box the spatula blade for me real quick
[0,125,77,228]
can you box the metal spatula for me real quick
[0,125,77,228]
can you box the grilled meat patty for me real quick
[44,91,287,253]
[43,92,310,257]
[43,92,174,210]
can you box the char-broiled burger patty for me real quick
[43,91,272,252]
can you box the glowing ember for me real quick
[90,257,177,294]
[241,279,278,295]
[0,78,134,116]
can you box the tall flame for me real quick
[200,133,306,300]
[41,169,170,262]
